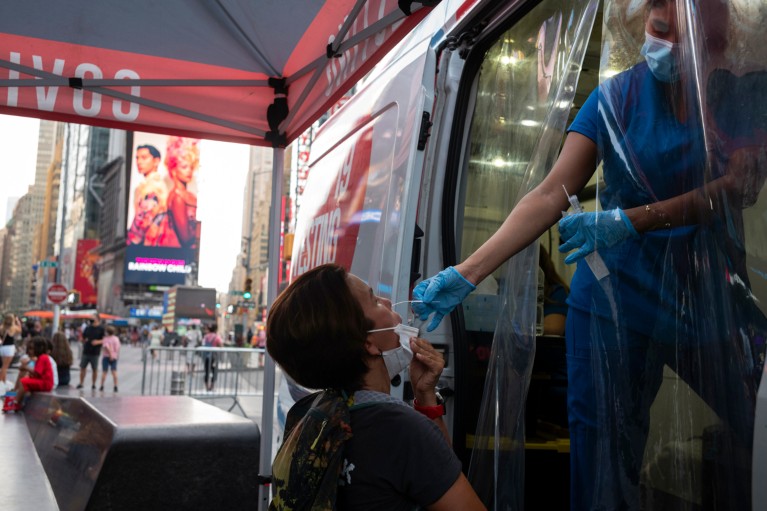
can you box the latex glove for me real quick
[412,266,476,332]
[558,208,639,264]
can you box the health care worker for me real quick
[414,0,762,509]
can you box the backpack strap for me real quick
[270,389,353,511]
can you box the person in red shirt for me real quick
[6,337,54,411]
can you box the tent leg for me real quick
[258,147,283,510]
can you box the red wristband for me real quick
[413,399,445,419]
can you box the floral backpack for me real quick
[269,389,355,511]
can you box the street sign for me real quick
[40,260,58,268]
[46,283,68,305]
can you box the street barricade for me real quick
[141,346,267,417]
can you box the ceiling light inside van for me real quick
[520,119,540,127]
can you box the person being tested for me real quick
[267,264,486,510]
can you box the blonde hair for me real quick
[165,137,200,178]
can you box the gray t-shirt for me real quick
[185,328,202,348]
[337,392,462,510]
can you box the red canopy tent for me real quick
[0,0,436,146]
[0,0,440,497]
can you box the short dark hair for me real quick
[137,144,161,159]
[267,264,371,391]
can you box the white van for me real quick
[287,0,767,508]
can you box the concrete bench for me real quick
[8,393,261,511]
[1,407,59,511]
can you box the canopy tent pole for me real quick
[258,146,283,510]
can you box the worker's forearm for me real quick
[457,189,564,285]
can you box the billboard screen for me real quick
[125,132,201,285]
[74,239,100,305]
[173,287,217,320]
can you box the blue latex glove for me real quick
[412,266,476,332]
[558,208,639,264]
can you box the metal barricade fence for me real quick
[141,346,267,416]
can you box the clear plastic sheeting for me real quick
[461,0,767,509]
[462,0,600,508]
[579,0,767,508]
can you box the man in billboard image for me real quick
[127,144,168,245]
[136,144,161,177]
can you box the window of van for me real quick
[456,2,599,333]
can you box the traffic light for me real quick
[243,277,253,300]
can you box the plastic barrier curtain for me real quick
[582,0,766,508]
[465,0,600,508]
[467,0,767,509]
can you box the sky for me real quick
[0,114,39,225]
[196,140,248,292]
[0,114,248,294]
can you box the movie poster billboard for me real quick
[125,132,201,285]
[74,239,100,305]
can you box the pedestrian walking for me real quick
[202,324,223,391]
[99,325,121,392]
[77,314,104,390]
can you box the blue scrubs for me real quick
[563,62,758,510]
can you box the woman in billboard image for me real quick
[142,136,200,249]
[164,136,200,249]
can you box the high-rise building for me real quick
[225,146,274,337]
[94,129,128,316]
[31,121,65,308]
[37,122,64,260]
[0,120,69,312]
[56,124,110,299]
[4,197,18,227]
[4,192,36,312]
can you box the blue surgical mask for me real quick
[640,31,680,83]
[368,323,419,379]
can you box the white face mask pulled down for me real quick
[367,323,419,380]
